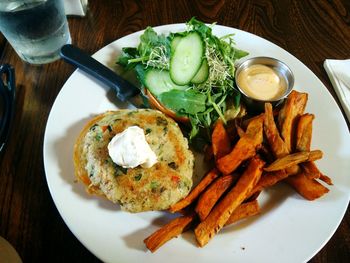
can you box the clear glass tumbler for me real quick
[0,0,71,64]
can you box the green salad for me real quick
[117,18,248,140]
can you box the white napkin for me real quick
[63,0,88,16]
[324,59,350,122]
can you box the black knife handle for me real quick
[60,44,139,102]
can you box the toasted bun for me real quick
[73,109,194,212]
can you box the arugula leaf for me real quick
[232,48,249,60]
[187,17,213,38]
[231,88,241,108]
[140,27,169,50]
[158,89,206,115]
[117,47,138,69]
[117,27,171,70]
[138,27,170,61]
[134,64,147,86]
[189,116,201,139]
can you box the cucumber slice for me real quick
[170,32,204,85]
[191,59,209,84]
[144,69,188,97]
[171,35,182,51]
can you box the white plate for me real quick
[44,24,350,263]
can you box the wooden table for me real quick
[0,0,349,262]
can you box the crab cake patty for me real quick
[74,109,194,212]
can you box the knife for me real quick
[59,44,144,108]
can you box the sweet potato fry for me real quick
[295,113,314,151]
[194,157,265,247]
[144,213,196,252]
[295,115,319,176]
[286,172,329,200]
[216,115,263,174]
[245,190,261,201]
[216,138,256,175]
[169,169,220,213]
[249,170,289,197]
[263,150,323,172]
[302,164,332,185]
[245,114,264,138]
[285,164,301,176]
[225,119,239,142]
[249,165,303,199]
[225,200,260,226]
[235,121,246,138]
[212,120,231,159]
[319,174,333,185]
[295,113,331,184]
[241,113,266,130]
[258,144,275,164]
[278,90,308,152]
[264,103,289,158]
[264,102,302,177]
[289,93,332,199]
[302,162,321,179]
[307,150,323,161]
[195,175,235,221]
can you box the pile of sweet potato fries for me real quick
[144,90,332,252]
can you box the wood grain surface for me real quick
[0,0,349,262]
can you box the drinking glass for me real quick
[0,0,71,64]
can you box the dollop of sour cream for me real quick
[108,126,157,169]
[237,64,287,101]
